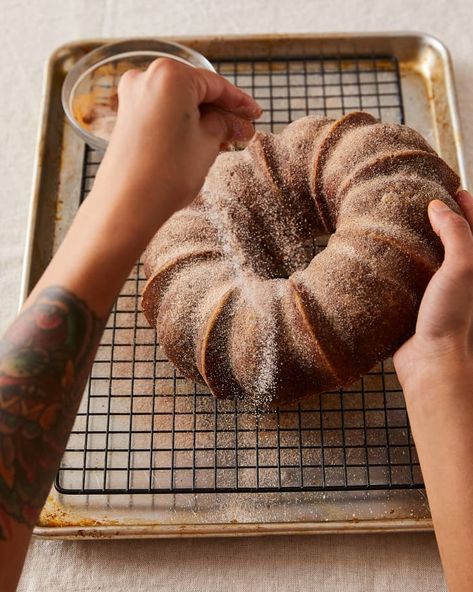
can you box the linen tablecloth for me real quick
[2,0,472,589]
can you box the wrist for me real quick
[400,357,473,404]
[395,333,473,393]
[92,142,193,232]
[82,184,173,249]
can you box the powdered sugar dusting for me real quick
[202,182,280,409]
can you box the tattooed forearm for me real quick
[0,287,105,539]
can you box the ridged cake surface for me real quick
[142,112,460,408]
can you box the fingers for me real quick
[428,199,473,273]
[456,190,473,228]
[117,68,142,103]
[118,67,140,89]
[200,106,256,144]
[190,66,262,120]
[144,58,262,120]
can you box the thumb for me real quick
[428,199,473,273]
[200,106,256,145]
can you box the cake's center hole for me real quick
[268,232,332,280]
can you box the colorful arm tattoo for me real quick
[0,287,105,539]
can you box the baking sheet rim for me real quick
[33,518,434,540]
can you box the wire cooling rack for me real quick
[56,53,423,495]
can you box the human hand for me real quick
[92,57,262,229]
[393,190,473,592]
[394,190,473,389]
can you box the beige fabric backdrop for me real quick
[2,0,472,589]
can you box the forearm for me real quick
[0,188,167,589]
[403,366,473,592]
[0,285,104,590]
[0,57,260,589]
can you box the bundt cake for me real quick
[141,112,460,408]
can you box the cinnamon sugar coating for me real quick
[142,112,460,409]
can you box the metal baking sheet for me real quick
[21,33,467,539]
